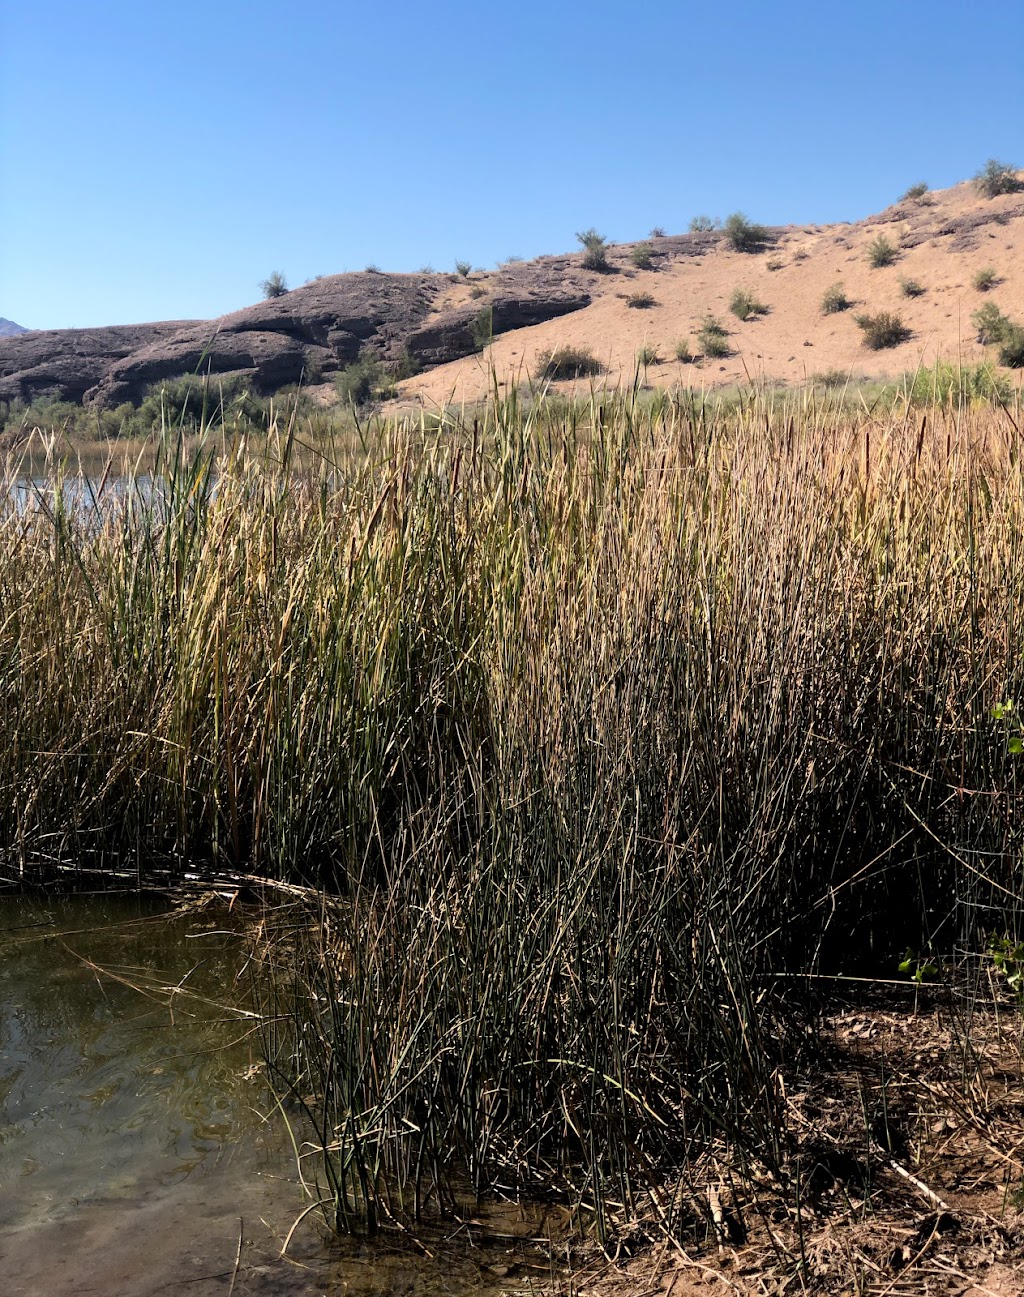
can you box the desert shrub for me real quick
[972,301,1012,345]
[724,212,771,252]
[811,369,851,389]
[627,292,656,309]
[698,316,730,357]
[470,285,487,299]
[630,243,655,270]
[649,226,666,238]
[821,282,852,314]
[855,311,911,349]
[137,375,268,429]
[335,354,394,407]
[973,267,999,292]
[576,228,611,272]
[905,360,1012,405]
[998,326,1024,368]
[454,260,472,277]
[535,346,604,380]
[469,306,493,350]
[901,182,929,201]
[975,159,1021,198]
[866,235,898,268]
[391,349,421,380]
[766,258,784,271]
[899,277,926,297]
[260,271,288,299]
[674,339,693,363]
[418,265,436,275]
[688,215,719,233]
[364,264,382,274]
[637,344,660,366]
[730,287,768,321]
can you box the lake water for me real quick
[0,894,556,1297]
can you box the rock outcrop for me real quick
[0,269,594,409]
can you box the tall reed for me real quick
[4,387,1024,1238]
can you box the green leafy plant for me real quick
[454,260,472,277]
[335,354,394,407]
[867,235,898,268]
[989,935,1024,997]
[724,212,771,252]
[855,311,911,349]
[974,159,1021,198]
[973,301,1011,345]
[899,948,938,984]
[730,287,768,321]
[469,305,493,351]
[627,291,656,309]
[999,326,1024,368]
[904,360,1011,406]
[674,339,693,363]
[535,346,604,380]
[821,282,852,314]
[577,228,611,272]
[688,214,719,233]
[260,271,289,299]
[973,267,999,292]
[637,344,660,367]
[630,243,655,270]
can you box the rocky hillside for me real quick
[1,176,1020,412]
[0,319,27,337]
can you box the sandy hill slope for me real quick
[396,178,1024,407]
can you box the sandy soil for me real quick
[395,180,1024,409]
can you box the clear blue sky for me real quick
[2,1,1021,330]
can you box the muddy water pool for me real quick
[0,894,555,1297]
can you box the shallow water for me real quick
[0,894,555,1297]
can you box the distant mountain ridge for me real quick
[0,318,28,337]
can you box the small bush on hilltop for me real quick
[260,271,288,299]
[901,182,929,201]
[535,346,604,380]
[649,226,666,238]
[822,282,852,314]
[577,228,611,272]
[698,316,730,357]
[730,287,768,321]
[630,242,655,270]
[973,267,999,292]
[454,260,472,277]
[975,159,1021,198]
[867,235,898,268]
[855,311,911,349]
[724,212,771,252]
[688,214,719,233]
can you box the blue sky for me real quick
[2,1,1021,330]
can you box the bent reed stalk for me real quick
[3,387,1024,1241]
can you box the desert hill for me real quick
[397,177,1024,406]
[0,176,1020,412]
[0,319,28,338]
